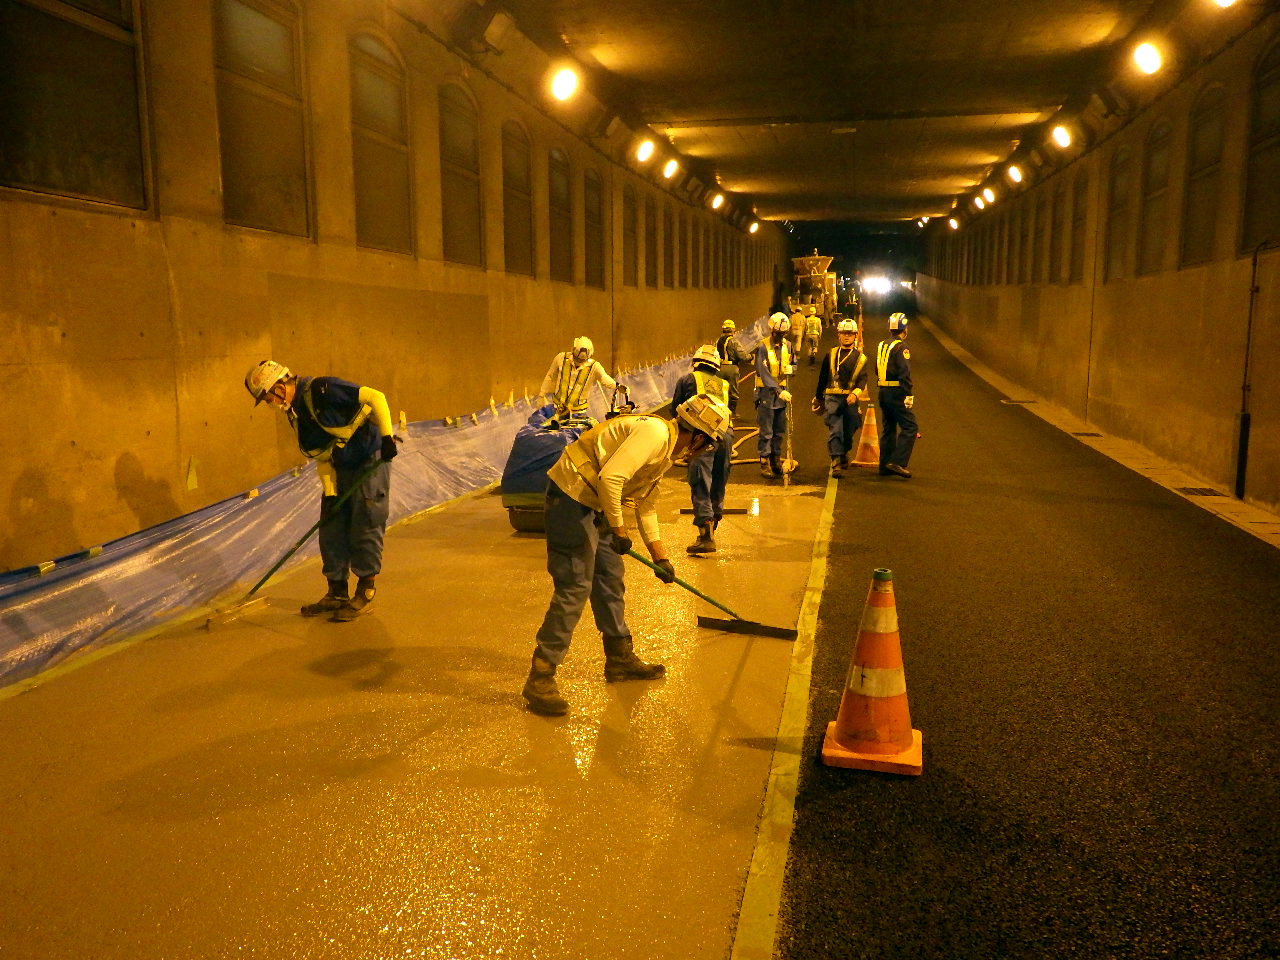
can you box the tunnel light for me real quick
[662,158,679,179]
[1007,165,1023,183]
[948,218,959,230]
[1215,0,1237,7]
[1051,125,1072,148]
[749,222,759,234]
[636,139,655,162]
[711,193,724,210]
[983,187,996,203]
[974,196,986,210]
[550,68,579,101]
[1134,42,1162,74]
[863,276,892,295]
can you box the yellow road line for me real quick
[730,472,838,960]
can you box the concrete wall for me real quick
[918,14,1280,516]
[0,0,787,571]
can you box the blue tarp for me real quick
[0,324,763,687]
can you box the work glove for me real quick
[778,389,792,404]
[612,533,633,556]
[654,558,676,584]
[320,495,339,523]
[381,435,400,461]
[810,398,822,415]
[904,395,915,409]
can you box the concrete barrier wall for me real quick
[918,15,1280,516]
[0,0,788,572]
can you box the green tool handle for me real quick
[238,459,383,603]
[625,548,744,621]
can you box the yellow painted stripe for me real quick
[730,472,837,960]
[846,664,908,698]
[860,602,898,634]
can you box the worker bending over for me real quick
[812,319,868,478]
[522,395,732,716]
[245,360,399,620]
[673,345,738,554]
[540,336,625,424]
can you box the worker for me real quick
[812,319,868,478]
[876,313,917,479]
[244,360,399,619]
[715,319,752,374]
[754,312,794,479]
[521,394,733,716]
[788,306,806,358]
[673,345,738,554]
[540,336,624,424]
[804,308,824,365]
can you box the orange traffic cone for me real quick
[852,405,880,467]
[821,568,923,775]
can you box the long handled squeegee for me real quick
[204,460,383,629]
[626,549,797,640]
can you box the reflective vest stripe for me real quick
[556,356,594,412]
[755,343,790,388]
[825,348,865,395]
[877,340,902,387]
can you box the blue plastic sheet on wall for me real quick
[0,324,764,687]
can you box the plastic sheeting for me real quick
[0,325,764,687]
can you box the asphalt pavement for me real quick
[774,319,1280,960]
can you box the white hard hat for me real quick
[722,319,736,332]
[837,319,858,334]
[888,313,909,332]
[245,360,290,405]
[675,393,731,441]
[573,336,594,358]
[768,312,791,333]
[692,344,721,370]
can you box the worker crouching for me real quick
[522,395,732,716]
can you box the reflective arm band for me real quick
[358,386,394,436]
[317,460,338,497]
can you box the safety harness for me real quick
[299,378,373,460]
[877,339,905,387]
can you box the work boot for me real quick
[759,457,777,479]
[885,463,913,479]
[522,650,568,715]
[830,457,844,478]
[840,453,850,468]
[769,454,783,478]
[332,576,376,621]
[603,635,666,683]
[687,522,717,555]
[301,579,348,617]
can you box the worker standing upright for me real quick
[876,312,917,479]
[812,319,868,478]
[244,360,399,620]
[754,313,795,479]
[521,396,732,716]
[673,345,738,554]
[540,336,625,424]
[804,308,824,365]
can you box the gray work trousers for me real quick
[534,481,630,666]
[320,457,390,582]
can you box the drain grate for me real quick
[1072,431,1103,437]
[1001,399,1035,404]
[1176,487,1224,497]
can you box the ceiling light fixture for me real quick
[636,140,655,162]
[662,159,679,179]
[983,187,996,203]
[749,222,759,234]
[1134,42,1162,74]
[550,68,578,101]
[1215,0,1237,7]
[1008,165,1023,183]
[974,197,986,210]
[711,193,724,210]
[1051,125,1072,148]
[948,218,959,230]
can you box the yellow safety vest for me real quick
[755,341,791,388]
[693,368,730,407]
[877,340,904,387]
[825,348,866,395]
[555,356,597,414]
[560,415,677,506]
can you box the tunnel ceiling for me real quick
[497,0,1190,227]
